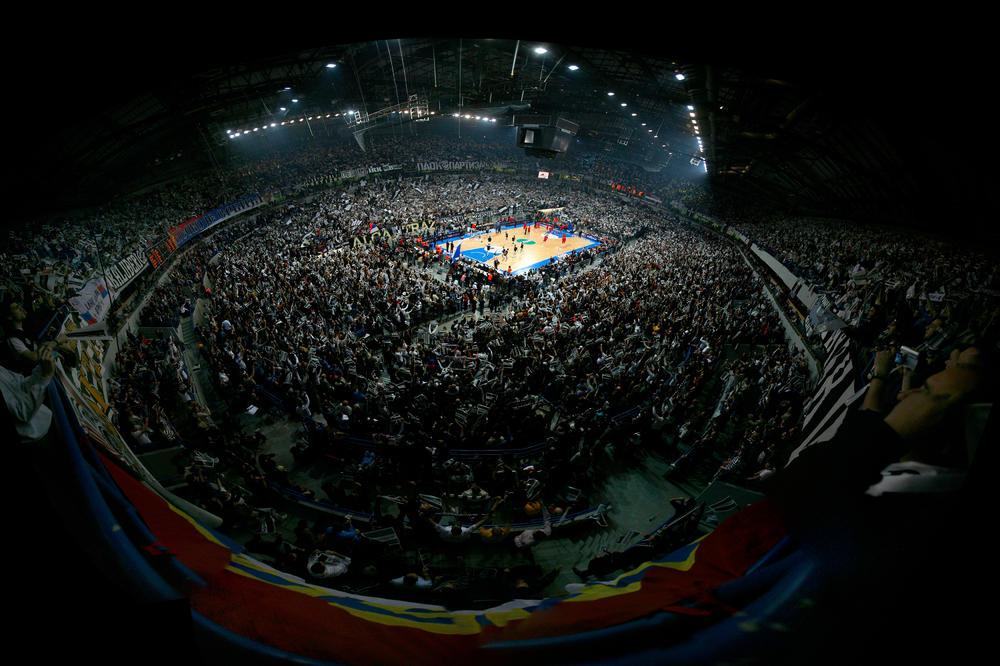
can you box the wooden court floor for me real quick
[435,224,599,275]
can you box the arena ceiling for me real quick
[7,25,991,236]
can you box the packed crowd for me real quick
[1,128,702,316]
[671,198,1000,379]
[1,115,992,628]
[126,172,819,601]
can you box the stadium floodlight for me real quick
[534,46,547,54]
[326,63,337,68]
[607,91,615,96]
[621,103,627,107]
[292,99,299,103]
[568,64,579,70]
[687,105,694,110]
[690,112,696,117]
[631,113,637,117]
[280,107,287,111]
[675,73,685,80]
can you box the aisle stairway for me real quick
[178,310,228,419]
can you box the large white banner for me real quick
[69,278,112,325]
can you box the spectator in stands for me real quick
[429,498,501,543]
[1,354,54,444]
[307,549,351,580]
[761,339,992,662]
[514,502,552,560]
[2,297,76,373]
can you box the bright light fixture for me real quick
[568,64,579,71]
[675,73,685,81]
[607,92,615,96]
[621,102,627,107]
[326,63,337,68]
[687,105,694,110]
[292,99,299,103]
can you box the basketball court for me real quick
[435,223,600,275]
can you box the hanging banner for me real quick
[105,249,151,296]
[69,278,112,325]
[416,160,499,172]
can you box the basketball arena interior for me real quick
[2,29,995,665]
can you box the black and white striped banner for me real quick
[787,329,866,463]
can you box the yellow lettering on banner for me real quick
[78,374,108,413]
